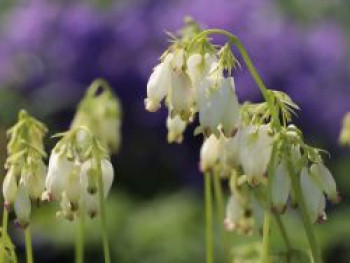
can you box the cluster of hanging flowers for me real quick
[2,110,48,228]
[145,18,339,238]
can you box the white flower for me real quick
[223,131,241,169]
[187,53,218,86]
[310,163,338,203]
[239,125,273,185]
[23,161,46,201]
[166,114,187,143]
[271,160,291,213]
[224,194,243,231]
[14,183,31,228]
[82,192,99,218]
[198,77,239,136]
[169,71,194,119]
[44,150,75,201]
[56,192,74,221]
[145,54,173,112]
[2,166,18,207]
[200,135,220,172]
[300,167,326,223]
[80,159,114,198]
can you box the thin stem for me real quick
[0,208,9,263]
[24,227,33,263]
[204,172,214,263]
[212,171,230,262]
[261,212,271,263]
[75,214,85,263]
[287,160,321,263]
[96,158,111,263]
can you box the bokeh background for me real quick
[0,0,350,262]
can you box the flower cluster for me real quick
[71,79,122,154]
[2,110,48,228]
[145,19,339,237]
[43,127,114,220]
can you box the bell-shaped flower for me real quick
[145,54,173,112]
[310,163,338,203]
[23,161,46,202]
[221,132,241,172]
[82,192,99,218]
[80,159,114,198]
[300,167,326,223]
[166,114,187,144]
[198,77,239,136]
[239,125,273,185]
[200,135,220,172]
[169,71,194,120]
[224,194,243,231]
[271,160,291,213]
[14,183,31,228]
[187,53,218,88]
[44,150,75,201]
[2,166,18,208]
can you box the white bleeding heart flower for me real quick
[271,160,291,213]
[2,166,18,207]
[239,125,273,185]
[224,194,243,231]
[200,135,220,172]
[300,167,326,223]
[145,53,173,112]
[64,165,82,210]
[310,163,339,203]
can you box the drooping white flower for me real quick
[23,161,46,201]
[198,77,239,136]
[56,192,74,221]
[80,159,114,198]
[2,166,18,207]
[14,183,31,228]
[44,149,75,201]
[222,131,241,170]
[224,194,243,231]
[271,160,291,213]
[186,53,218,86]
[300,167,326,223]
[169,71,194,119]
[83,192,99,218]
[145,53,173,112]
[310,163,338,203]
[166,114,187,143]
[200,135,220,172]
[239,125,273,185]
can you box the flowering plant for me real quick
[145,18,339,263]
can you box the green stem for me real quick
[0,208,8,263]
[212,171,230,262]
[204,172,214,263]
[261,212,271,263]
[96,158,111,263]
[274,214,292,252]
[75,214,85,263]
[24,227,33,263]
[287,160,321,263]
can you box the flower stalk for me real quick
[24,227,33,263]
[204,172,214,263]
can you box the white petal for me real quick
[310,163,338,202]
[200,135,220,172]
[14,184,31,228]
[2,167,18,206]
[166,114,187,143]
[224,194,243,231]
[221,77,240,136]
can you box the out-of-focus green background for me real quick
[0,0,350,262]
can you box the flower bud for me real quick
[14,184,31,228]
[239,125,273,185]
[44,150,74,201]
[145,54,173,112]
[2,166,18,207]
[310,163,338,203]
[271,160,291,213]
[300,167,326,223]
[166,114,187,144]
[200,135,220,172]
